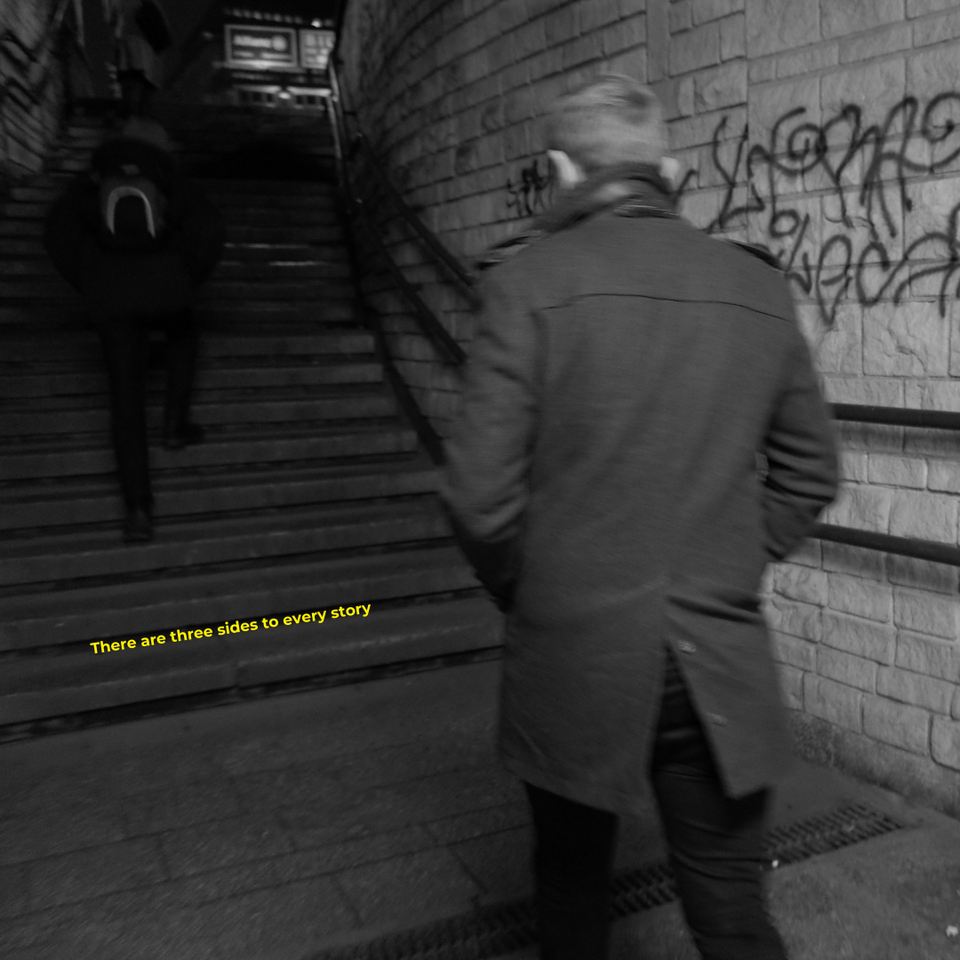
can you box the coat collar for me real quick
[479,163,678,271]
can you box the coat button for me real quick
[677,640,696,654]
[706,712,728,726]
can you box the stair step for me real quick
[2,496,447,586]
[0,386,397,437]
[0,420,417,481]
[0,329,367,362]
[0,543,478,649]
[0,595,500,725]
[1,455,437,530]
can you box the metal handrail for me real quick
[349,132,481,307]
[327,53,446,463]
[831,404,960,430]
[813,523,960,567]
[329,59,470,365]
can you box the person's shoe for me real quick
[162,422,205,450]
[122,507,153,543]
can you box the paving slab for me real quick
[0,660,958,960]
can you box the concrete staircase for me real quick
[0,104,499,730]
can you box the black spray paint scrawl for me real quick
[677,92,960,327]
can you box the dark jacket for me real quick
[43,137,225,321]
[440,167,839,813]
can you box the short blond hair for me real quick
[544,74,666,172]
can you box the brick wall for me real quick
[337,0,960,814]
[0,0,71,191]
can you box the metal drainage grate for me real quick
[308,803,902,960]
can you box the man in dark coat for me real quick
[440,76,839,960]
[44,123,224,542]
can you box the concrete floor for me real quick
[1,659,959,959]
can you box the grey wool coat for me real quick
[439,169,839,814]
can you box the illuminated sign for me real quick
[225,25,297,69]
[299,29,335,70]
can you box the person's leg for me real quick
[97,320,153,534]
[650,648,788,960]
[161,309,203,448]
[524,782,620,960]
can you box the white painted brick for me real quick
[748,57,776,83]
[818,646,878,692]
[839,452,869,484]
[745,0,820,58]
[815,302,862,375]
[867,454,927,489]
[777,662,804,710]
[775,43,838,80]
[886,553,960,596]
[928,461,960,495]
[822,541,886,581]
[822,376,904,407]
[838,22,913,64]
[863,301,950,378]
[692,0,743,26]
[599,14,647,54]
[772,565,829,605]
[863,694,931,755]
[677,76,696,116]
[670,0,692,34]
[889,490,959,544]
[832,483,894,532]
[772,631,818,671]
[821,58,906,127]
[913,7,960,46]
[828,573,893,622]
[822,0,906,39]
[823,611,897,663]
[896,631,960,682]
[907,42,960,93]
[694,60,747,112]
[804,674,863,731]
[671,20,720,74]
[877,665,955,715]
[931,716,960,771]
[954,687,960,720]
[578,0,623,32]
[748,76,820,148]
[907,0,959,14]
[765,595,823,641]
[894,587,960,640]
[720,13,746,60]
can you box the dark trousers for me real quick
[525,648,788,960]
[97,310,198,512]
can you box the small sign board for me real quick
[225,25,297,69]
[299,29,335,70]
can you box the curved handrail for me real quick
[348,131,481,307]
[329,56,467,366]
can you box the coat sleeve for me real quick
[762,322,840,562]
[439,267,540,609]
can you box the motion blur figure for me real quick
[106,0,173,118]
[441,76,839,960]
[44,122,224,542]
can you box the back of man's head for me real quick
[544,75,667,174]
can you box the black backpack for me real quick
[89,137,176,253]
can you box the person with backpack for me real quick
[44,125,224,542]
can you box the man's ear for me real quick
[547,149,586,189]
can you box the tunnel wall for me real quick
[337,0,960,816]
[0,0,75,192]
